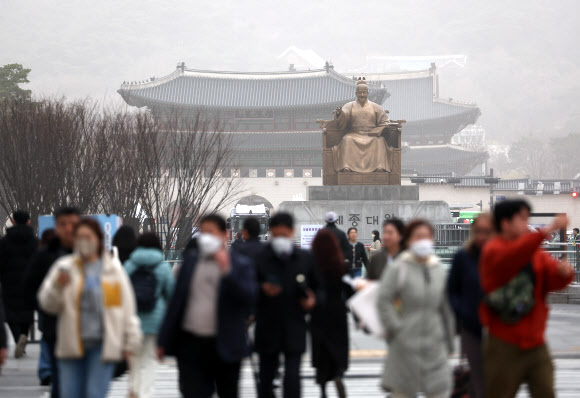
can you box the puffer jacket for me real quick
[38,252,142,361]
[377,251,454,396]
[124,247,175,335]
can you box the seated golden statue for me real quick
[332,79,393,173]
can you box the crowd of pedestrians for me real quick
[0,199,575,398]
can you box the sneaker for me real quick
[14,334,28,358]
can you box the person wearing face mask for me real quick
[254,212,323,398]
[446,214,493,398]
[157,214,258,398]
[377,219,455,398]
[38,218,142,398]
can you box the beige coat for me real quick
[369,240,382,259]
[38,253,142,361]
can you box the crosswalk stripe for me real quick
[106,358,580,397]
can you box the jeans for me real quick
[129,335,158,398]
[38,339,52,381]
[349,268,362,278]
[258,352,302,398]
[58,344,115,398]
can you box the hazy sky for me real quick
[2,0,580,142]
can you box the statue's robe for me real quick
[332,100,392,173]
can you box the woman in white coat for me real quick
[39,218,142,398]
[377,219,454,398]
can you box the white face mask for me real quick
[198,233,223,256]
[75,239,98,258]
[271,237,294,257]
[410,239,434,258]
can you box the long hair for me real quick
[465,213,492,253]
[312,229,346,277]
[372,229,381,243]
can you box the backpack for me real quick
[130,264,159,313]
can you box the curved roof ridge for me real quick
[182,68,329,80]
[346,69,433,81]
[120,68,182,90]
[433,97,478,108]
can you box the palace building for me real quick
[118,62,487,177]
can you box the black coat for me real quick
[254,245,323,354]
[447,248,484,338]
[25,239,71,343]
[0,284,6,349]
[231,237,265,263]
[345,242,368,271]
[310,268,350,383]
[157,251,258,362]
[0,225,38,323]
[324,223,350,263]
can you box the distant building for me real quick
[118,63,486,177]
[351,54,468,74]
[451,125,486,149]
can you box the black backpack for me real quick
[130,264,159,313]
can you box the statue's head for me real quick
[356,78,368,104]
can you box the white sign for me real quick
[300,224,323,249]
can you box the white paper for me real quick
[346,281,385,338]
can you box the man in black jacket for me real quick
[0,210,38,358]
[346,227,368,278]
[323,211,350,266]
[254,212,323,398]
[157,214,258,398]
[26,206,81,396]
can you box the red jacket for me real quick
[479,231,573,349]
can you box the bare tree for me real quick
[0,97,115,229]
[0,98,241,249]
[140,111,241,250]
[508,135,557,179]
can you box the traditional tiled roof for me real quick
[401,144,488,175]
[118,68,387,110]
[358,71,481,139]
[227,131,322,150]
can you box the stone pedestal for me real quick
[278,185,451,242]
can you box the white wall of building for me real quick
[214,177,580,229]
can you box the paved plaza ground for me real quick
[2,304,580,397]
